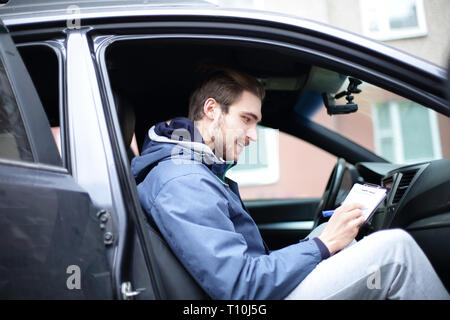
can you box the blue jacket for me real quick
[132,118,329,299]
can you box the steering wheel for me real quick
[312,158,347,229]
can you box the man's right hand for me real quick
[318,203,365,255]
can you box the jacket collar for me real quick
[149,117,237,182]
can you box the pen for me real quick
[322,210,334,217]
[322,208,368,217]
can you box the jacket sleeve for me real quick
[143,173,324,300]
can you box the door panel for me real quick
[0,164,113,299]
[0,19,113,299]
[245,198,319,250]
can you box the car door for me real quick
[245,198,320,250]
[0,19,113,299]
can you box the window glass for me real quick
[0,56,33,162]
[230,126,336,200]
[18,45,63,159]
[227,126,279,187]
[398,101,434,160]
[231,126,270,172]
[376,104,392,130]
[380,137,394,162]
[314,80,449,164]
[227,78,446,200]
[388,0,419,29]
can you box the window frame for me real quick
[16,41,69,169]
[0,25,63,169]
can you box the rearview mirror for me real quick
[322,77,362,115]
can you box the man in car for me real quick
[132,67,449,299]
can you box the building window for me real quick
[207,0,265,9]
[227,125,279,186]
[372,101,441,163]
[360,0,427,41]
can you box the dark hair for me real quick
[188,67,265,121]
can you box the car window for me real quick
[229,79,449,201]
[313,80,450,164]
[18,44,63,159]
[228,126,337,200]
[227,126,280,187]
[0,54,34,162]
[101,37,448,202]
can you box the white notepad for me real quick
[342,183,387,221]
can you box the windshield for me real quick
[312,80,450,164]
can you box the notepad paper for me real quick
[342,183,387,221]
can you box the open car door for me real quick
[0,19,113,299]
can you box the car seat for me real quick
[113,92,210,299]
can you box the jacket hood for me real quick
[131,117,236,184]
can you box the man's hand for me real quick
[318,203,365,255]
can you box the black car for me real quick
[0,0,449,299]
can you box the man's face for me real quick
[212,90,262,162]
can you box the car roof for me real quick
[0,0,443,77]
[1,0,447,117]
[0,0,215,14]
[0,0,216,22]
[0,0,213,9]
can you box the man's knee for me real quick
[385,228,412,239]
[371,228,415,247]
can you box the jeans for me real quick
[284,224,450,300]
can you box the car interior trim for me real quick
[258,221,315,231]
[406,213,450,232]
[91,28,448,114]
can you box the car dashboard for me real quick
[355,158,450,232]
[353,158,450,291]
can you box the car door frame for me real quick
[63,27,164,299]
[88,12,448,251]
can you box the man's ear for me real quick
[203,98,218,120]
